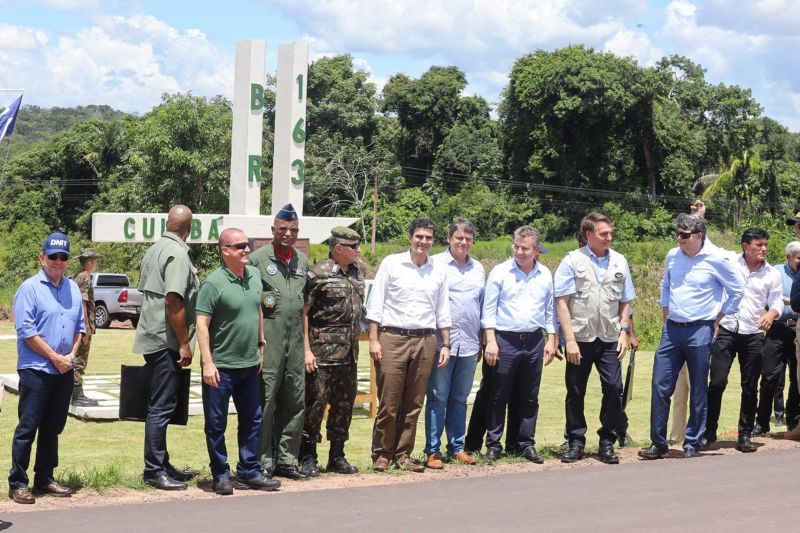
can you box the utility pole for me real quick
[371,164,379,254]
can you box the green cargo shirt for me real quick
[249,244,308,361]
[196,265,262,369]
[132,232,199,355]
[305,259,365,366]
[71,271,95,333]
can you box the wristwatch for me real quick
[441,343,451,349]
[619,325,630,333]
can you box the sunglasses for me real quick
[274,226,299,234]
[224,242,249,250]
[676,231,698,240]
[47,253,70,261]
[339,242,360,249]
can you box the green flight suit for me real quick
[249,243,308,470]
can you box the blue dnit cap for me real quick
[275,203,299,221]
[539,244,549,253]
[42,232,70,256]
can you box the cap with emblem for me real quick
[78,248,102,260]
[786,212,800,225]
[331,226,361,241]
[42,232,70,256]
[275,203,299,222]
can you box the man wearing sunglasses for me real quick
[249,203,309,480]
[9,232,85,504]
[133,205,199,490]
[640,213,744,460]
[299,226,365,477]
[196,228,280,495]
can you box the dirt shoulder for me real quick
[4,434,799,514]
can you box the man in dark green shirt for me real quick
[197,228,280,495]
[249,204,309,480]
[132,205,198,491]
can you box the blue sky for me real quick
[1,0,799,131]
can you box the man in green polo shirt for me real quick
[249,203,309,480]
[132,205,198,491]
[196,228,280,495]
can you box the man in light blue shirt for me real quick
[639,213,744,459]
[481,226,556,464]
[8,232,85,504]
[424,218,484,469]
[554,212,635,465]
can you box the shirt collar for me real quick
[37,268,65,287]
[444,247,472,268]
[163,231,189,251]
[511,258,540,276]
[221,266,249,282]
[738,253,768,273]
[582,245,609,261]
[403,250,433,268]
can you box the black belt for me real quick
[667,319,713,328]
[379,326,434,337]
[776,319,797,328]
[497,330,542,340]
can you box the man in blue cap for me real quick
[8,232,85,504]
[249,203,310,480]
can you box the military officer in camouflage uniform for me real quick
[249,203,309,480]
[71,248,101,407]
[299,226,365,477]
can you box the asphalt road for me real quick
[4,449,798,532]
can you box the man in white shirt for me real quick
[705,227,783,453]
[366,218,451,472]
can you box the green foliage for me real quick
[600,202,675,249]
[375,187,435,241]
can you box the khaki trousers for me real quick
[373,331,436,462]
[669,363,689,443]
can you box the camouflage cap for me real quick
[78,248,102,259]
[331,226,361,241]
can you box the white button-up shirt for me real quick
[719,255,783,335]
[366,250,451,330]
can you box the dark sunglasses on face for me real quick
[676,230,698,239]
[224,242,249,250]
[339,242,360,249]
[47,253,69,261]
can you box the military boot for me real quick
[71,384,99,407]
[299,442,320,478]
[327,441,358,474]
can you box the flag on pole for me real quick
[0,94,23,143]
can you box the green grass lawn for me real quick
[0,322,748,491]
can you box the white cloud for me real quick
[0,23,48,50]
[603,29,663,66]
[0,16,233,113]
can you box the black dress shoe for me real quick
[521,446,544,464]
[700,432,716,449]
[751,423,769,436]
[618,432,633,448]
[300,456,320,478]
[599,445,619,464]
[166,467,195,482]
[274,465,308,480]
[484,448,502,462]
[327,456,359,474]
[235,473,281,491]
[561,445,584,463]
[638,444,668,460]
[735,434,757,453]
[683,446,701,458]
[213,477,233,495]
[144,473,187,491]
[774,412,785,426]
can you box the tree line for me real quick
[1,45,799,288]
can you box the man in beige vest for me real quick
[555,212,635,464]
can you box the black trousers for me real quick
[143,349,180,477]
[464,357,520,453]
[707,327,764,436]
[757,322,799,427]
[565,339,623,447]
[485,331,544,452]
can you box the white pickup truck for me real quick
[93,273,143,328]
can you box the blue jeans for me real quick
[650,321,714,451]
[202,365,263,480]
[9,368,74,489]
[424,353,479,456]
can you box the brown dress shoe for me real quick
[396,458,426,473]
[34,481,73,497]
[426,453,444,469]
[9,487,35,504]
[372,456,390,472]
[452,451,477,465]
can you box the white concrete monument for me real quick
[91,40,356,244]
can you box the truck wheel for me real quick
[95,304,110,329]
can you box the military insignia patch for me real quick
[267,264,278,276]
[265,295,276,307]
